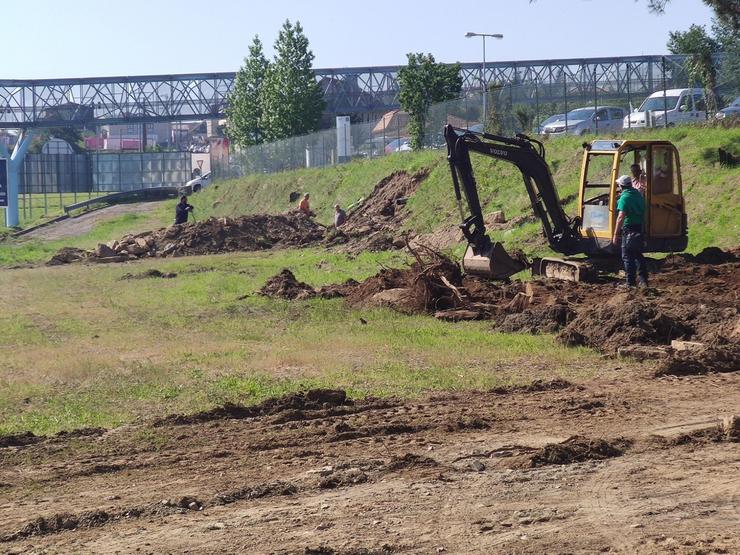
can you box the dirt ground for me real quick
[0,370,737,554]
[25,203,159,241]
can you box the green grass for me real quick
[0,248,598,436]
[0,201,175,266]
[0,192,114,229]
[191,125,739,254]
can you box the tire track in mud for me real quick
[577,430,740,551]
[1,450,449,543]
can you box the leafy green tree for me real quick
[260,20,325,141]
[514,104,536,133]
[668,24,721,112]
[398,53,462,150]
[28,128,85,153]
[227,36,269,147]
[648,0,738,30]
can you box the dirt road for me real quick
[25,203,159,241]
[1,367,737,554]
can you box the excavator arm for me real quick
[444,124,582,278]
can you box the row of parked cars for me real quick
[539,88,739,136]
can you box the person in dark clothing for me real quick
[175,196,194,225]
[612,175,648,287]
[333,204,347,228]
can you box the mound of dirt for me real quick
[498,304,576,334]
[260,269,317,300]
[47,247,88,266]
[49,212,326,264]
[344,248,463,314]
[120,269,177,280]
[654,343,740,376]
[156,389,350,426]
[514,436,628,468]
[0,431,40,448]
[557,297,693,353]
[337,170,429,254]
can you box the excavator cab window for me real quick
[648,145,683,237]
[581,152,614,233]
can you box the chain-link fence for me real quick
[3,151,191,227]
[224,55,738,177]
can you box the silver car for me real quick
[715,97,740,119]
[543,106,626,136]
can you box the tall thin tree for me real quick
[227,36,269,147]
[260,20,325,141]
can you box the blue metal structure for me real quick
[0,55,689,129]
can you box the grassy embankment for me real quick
[192,126,739,254]
[2,125,738,265]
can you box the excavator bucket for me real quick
[463,242,527,280]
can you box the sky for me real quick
[0,0,716,79]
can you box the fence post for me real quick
[627,63,632,129]
[564,78,568,132]
[662,56,668,128]
[535,79,540,133]
[593,67,598,135]
[57,154,63,213]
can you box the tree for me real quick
[514,104,536,134]
[28,127,85,154]
[226,36,269,147]
[648,1,739,31]
[398,53,463,150]
[667,24,721,112]
[260,20,325,141]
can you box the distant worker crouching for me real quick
[298,193,314,217]
[334,204,347,228]
[613,175,648,288]
[175,196,194,225]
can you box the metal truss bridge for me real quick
[0,55,689,129]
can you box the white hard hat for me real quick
[616,175,633,189]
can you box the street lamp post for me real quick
[465,32,503,128]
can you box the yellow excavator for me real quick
[444,124,688,281]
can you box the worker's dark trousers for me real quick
[622,228,648,286]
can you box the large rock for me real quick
[94,243,118,258]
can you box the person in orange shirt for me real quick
[298,193,313,216]
[630,164,647,195]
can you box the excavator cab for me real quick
[579,140,688,254]
[445,126,688,282]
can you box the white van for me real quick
[624,88,707,128]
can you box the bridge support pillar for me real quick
[4,129,37,227]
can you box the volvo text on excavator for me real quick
[444,124,688,281]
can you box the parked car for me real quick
[715,96,740,119]
[357,136,386,157]
[385,138,411,153]
[542,106,625,136]
[536,114,565,134]
[179,171,211,195]
[623,88,706,128]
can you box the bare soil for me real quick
[1,371,738,554]
[25,202,159,241]
[47,170,430,266]
[314,247,740,369]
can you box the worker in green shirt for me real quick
[612,175,648,287]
